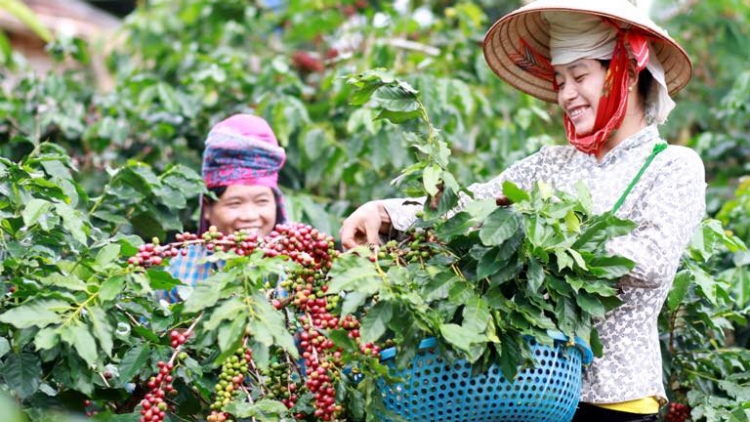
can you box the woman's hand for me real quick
[339,201,392,250]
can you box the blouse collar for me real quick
[582,125,661,166]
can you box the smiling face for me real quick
[203,184,278,237]
[554,59,608,136]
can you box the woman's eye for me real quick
[574,74,586,82]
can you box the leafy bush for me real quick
[2,0,750,420]
[660,220,750,421]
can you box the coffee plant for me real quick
[0,71,636,421]
[121,220,383,421]
[2,1,750,419]
[316,72,638,391]
[0,142,204,421]
[659,219,750,421]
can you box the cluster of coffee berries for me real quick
[170,329,187,348]
[83,399,98,417]
[292,306,376,421]
[370,228,438,265]
[128,242,167,267]
[138,326,191,422]
[263,224,387,421]
[291,50,325,74]
[126,228,259,270]
[139,361,175,422]
[127,223,359,421]
[202,227,259,255]
[264,223,337,267]
[127,223,336,271]
[207,346,252,422]
[665,402,691,422]
[126,233,197,268]
[264,358,301,410]
[268,222,343,419]
[296,309,340,420]
[264,225,350,421]
[338,314,381,358]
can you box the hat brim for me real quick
[483,0,692,103]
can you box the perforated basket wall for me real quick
[377,336,588,422]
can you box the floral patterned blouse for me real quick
[381,125,706,405]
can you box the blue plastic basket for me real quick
[377,332,593,422]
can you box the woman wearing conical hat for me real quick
[340,0,706,420]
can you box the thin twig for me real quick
[683,368,721,383]
[98,371,111,388]
[115,304,141,327]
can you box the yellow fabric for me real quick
[594,397,661,414]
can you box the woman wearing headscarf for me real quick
[164,114,288,301]
[339,0,706,420]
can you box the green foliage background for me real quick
[1,0,749,420]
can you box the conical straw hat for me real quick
[483,0,692,103]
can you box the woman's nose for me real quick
[238,204,260,220]
[560,82,577,101]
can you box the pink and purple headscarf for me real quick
[198,114,288,234]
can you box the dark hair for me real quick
[206,186,226,204]
[637,67,654,106]
[597,59,654,109]
[204,186,285,225]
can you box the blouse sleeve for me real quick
[607,147,706,289]
[382,148,549,231]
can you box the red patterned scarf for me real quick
[564,28,650,155]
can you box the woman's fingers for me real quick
[339,219,363,249]
[340,202,386,249]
